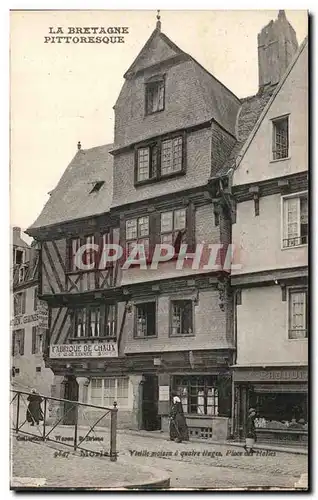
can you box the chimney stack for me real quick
[13,227,21,238]
[258,10,299,90]
[77,141,82,150]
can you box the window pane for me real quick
[126,219,137,240]
[106,305,116,337]
[103,378,116,407]
[289,290,307,339]
[161,139,173,175]
[161,212,173,233]
[91,378,103,406]
[137,148,150,181]
[273,118,288,160]
[171,300,193,335]
[138,217,149,237]
[174,209,186,231]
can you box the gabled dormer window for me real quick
[145,77,165,115]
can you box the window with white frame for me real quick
[272,116,289,160]
[125,216,150,258]
[282,193,308,248]
[288,288,308,339]
[90,378,129,408]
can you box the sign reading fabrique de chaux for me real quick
[50,342,118,358]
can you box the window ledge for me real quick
[68,337,117,342]
[281,243,308,251]
[134,170,186,188]
[169,334,195,338]
[288,337,308,341]
[270,157,291,164]
[133,335,157,340]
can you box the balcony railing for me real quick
[283,235,308,248]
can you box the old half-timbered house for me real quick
[11,227,53,394]
[229,15,308,446]
[108,17,243,440]
[26,143,127,424]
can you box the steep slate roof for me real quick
[217,36,308,178]
[216,86,277,177]
[114,27,241,142]
[28,144,113,230]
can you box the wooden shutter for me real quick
[119,215,126,264]
[20,330,25,356]
[12,332,16,356]
[149,212,160,263]
[186,202,196,253]
[32,326,37,354]
[22,292,26,314]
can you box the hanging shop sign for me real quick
[50,342,118,359]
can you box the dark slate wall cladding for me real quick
[211,121,237,177]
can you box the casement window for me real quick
[272,116,289,160]
[125,217,150,259]
[32,326,44,354]
[73,304,117,339]
[161,137,183,176]
[90,377,129,408]
[288,288,308,339]
[135,134,185,184]
[14,292,26,316]
[134,301,156,338]
[12,329,25,356]
[68,232,111,271]
[145,79,165,115]
[173,376,219,416]
[282,193,308,248]
[160,208,186,247]
[170,300,194,336]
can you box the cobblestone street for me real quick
[11,424,308,490]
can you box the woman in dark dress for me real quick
[26,389,43,426]
[169,396,189,443]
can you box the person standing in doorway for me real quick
[169,396,189,443]
[26,389,43,426]
[244,407,257,453]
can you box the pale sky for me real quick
[10,10,308,241]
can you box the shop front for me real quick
[233,365,308,446]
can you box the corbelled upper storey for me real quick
[112,25,241,152]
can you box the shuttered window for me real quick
[12,329,25,356]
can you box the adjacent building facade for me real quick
[25,11,308,442]
[11,227,53,394]
[230,16,308,445]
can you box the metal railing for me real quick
[10,389,118,461]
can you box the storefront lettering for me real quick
[10,312,48,328]
[50,342,118,358]
[234,368,307,382]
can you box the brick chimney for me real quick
[258,10,299,89]
[13,227,21,238]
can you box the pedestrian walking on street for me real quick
[26,389,43,426]
[169,396,189,443]
[244,407,257,453]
